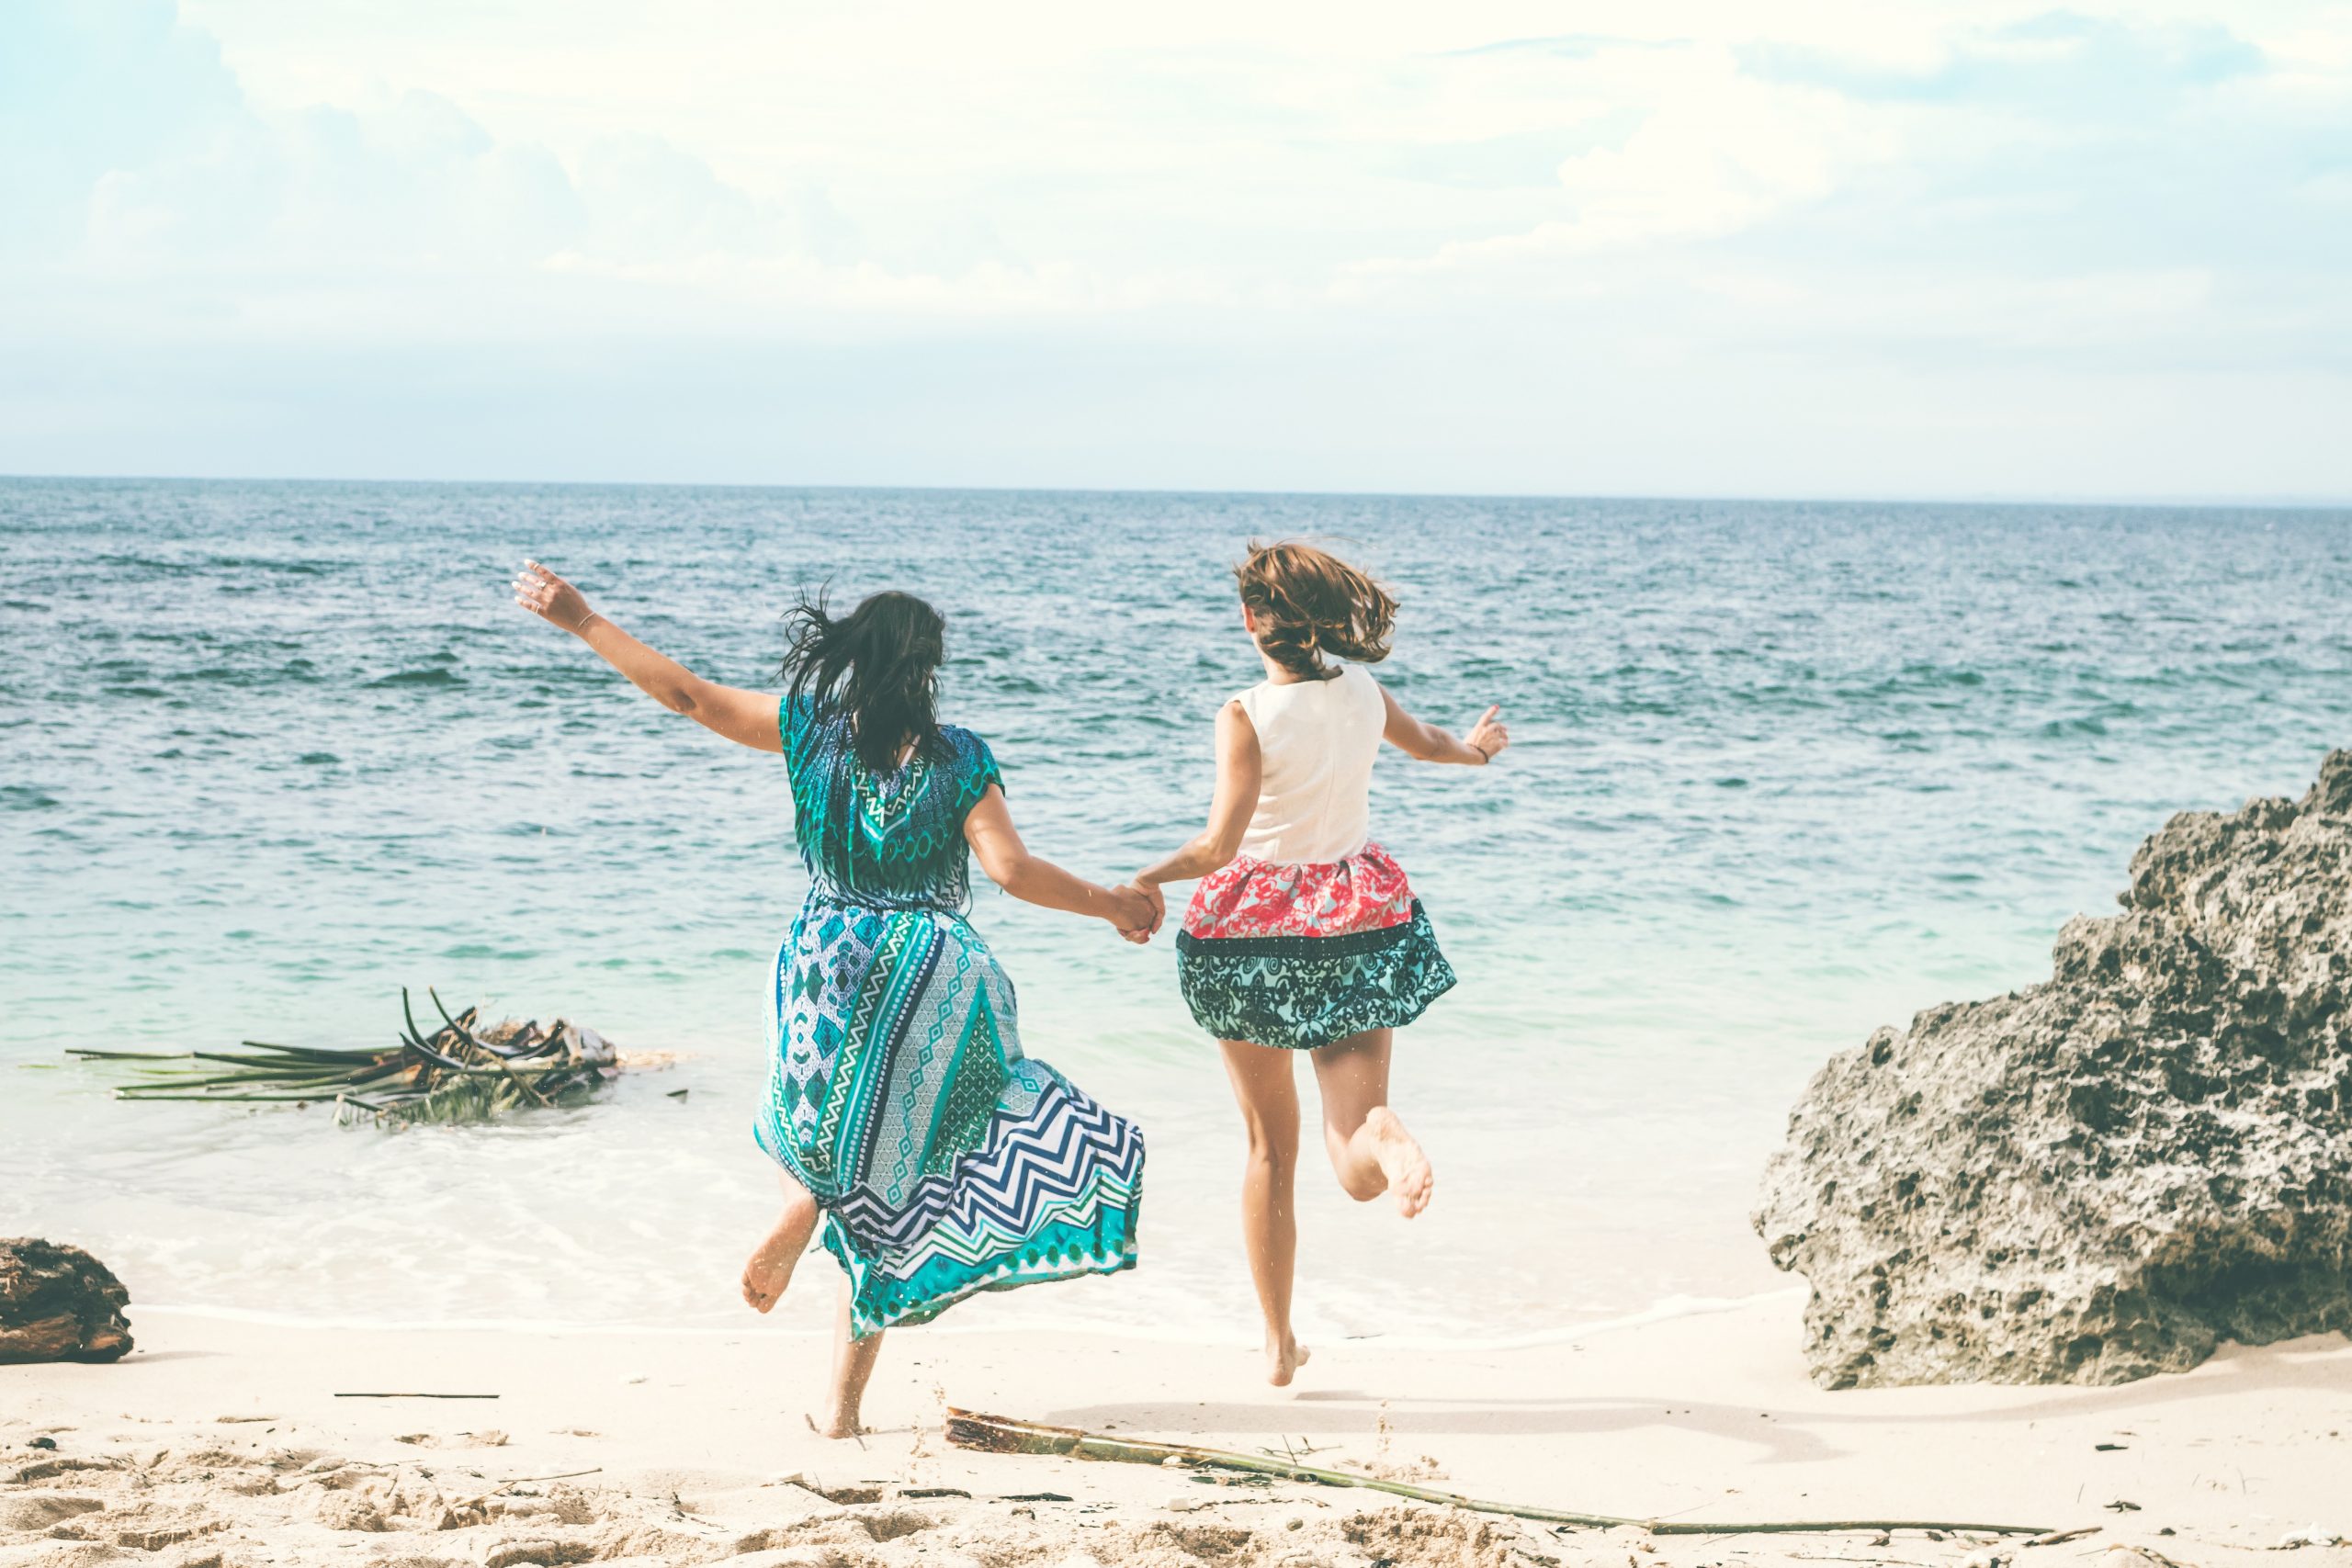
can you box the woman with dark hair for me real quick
[1128,540,1508,1387]
[513,561,1151,1437]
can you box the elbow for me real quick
[1199,832,1243,873]
[657,685,698,716]
[987,852,1035,894]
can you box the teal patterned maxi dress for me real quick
[752,698,1143,1337]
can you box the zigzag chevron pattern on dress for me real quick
[818,1065,1143,1335]
[831,1072,1142,1257]
[886,1170,1140,1276]
[942,1079,1139,1228]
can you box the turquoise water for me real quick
[6,478,2351,1344]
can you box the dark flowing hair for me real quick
[777,590,948,773]
[1233,539,1397,682]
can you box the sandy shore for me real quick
[3,1293,2346,1568]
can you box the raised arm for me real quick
[511,559,783,752]
[1380,686,1509,767]
[1132,699,1263,894]
[964,785,1156,931]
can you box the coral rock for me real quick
[0,1238,134,1364]
[1755,752,2352,1387]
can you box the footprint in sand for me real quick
[0,1495,106,1532]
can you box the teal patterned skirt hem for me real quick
[1174,900,1456,1051]
[819,1177,1140,1337]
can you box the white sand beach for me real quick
[6,1294,2346,1568]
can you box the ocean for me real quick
[6,478,2350,1347]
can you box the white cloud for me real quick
[2,0,2348,494]
[1351,43,1894,283]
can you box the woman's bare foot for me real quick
[741,1198,818,1313]
[1363,1107,1433,1218]
[806,1410,864,1441]
[1266,1333,1312,1387]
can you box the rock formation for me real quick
[1755,751,2352,1387]
[0,1238,133,1363]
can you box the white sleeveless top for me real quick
[1233,662,1386,865]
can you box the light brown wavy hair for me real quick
[1233,539,1397,682]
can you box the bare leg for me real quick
[741,1169,820,1313]
[818,1275,885,1438]
[1310,1029,1433,1218]
[1217,1039,1310,1386]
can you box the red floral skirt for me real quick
[1176,842,1454,1051]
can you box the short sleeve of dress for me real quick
[949,728,1004,812]
[781,695,820,770]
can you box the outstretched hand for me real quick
[1465,704,1510,763]
[512,559,597,633]
[1111,881,1164,944]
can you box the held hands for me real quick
[1108,881,1165,945]
[1465,704,1510,764]
[512,559,597,633]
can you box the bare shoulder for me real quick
[1216,696,1260,750]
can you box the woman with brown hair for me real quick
[1130,540,1509,1385]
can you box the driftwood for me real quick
[69,987,620,1126]
[943,1410,2053,1538]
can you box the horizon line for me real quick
[5,469,2350,513]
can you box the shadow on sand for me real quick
[1039,1333,2352,1468]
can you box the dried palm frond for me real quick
[68,987,622,1127]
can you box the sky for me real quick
[2,0,2348,499]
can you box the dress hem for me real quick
[1177,899,1457,1052]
